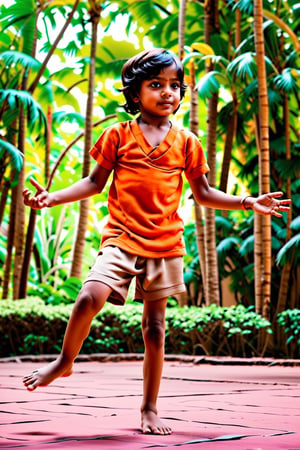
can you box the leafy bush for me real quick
[27,277,82,305]
[165,304,272,357]
[0,298,279,358]
[277,309,300,358]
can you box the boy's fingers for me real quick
[268,191,283,198]
[277,199,291,205]
[29,177,45,192]
[268,192,291,203]
[23,190,32,200]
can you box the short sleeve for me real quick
[184,132,210,180]
[89,125,120,170]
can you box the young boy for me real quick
[23,48,290,435]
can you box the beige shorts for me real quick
[83,246,186,305]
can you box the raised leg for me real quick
[23,281,112,391]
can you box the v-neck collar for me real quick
[130,119,178,160]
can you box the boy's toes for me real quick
[144,425,171,435]
[141,410,172,435]
[23,370,39,391]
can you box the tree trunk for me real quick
[276,95,292,313]
[19,208,37,299]
[219,93,237,193]
[178,0,187,60]
[189,57,208,304]
[1,119,18,299]
[194,202,207,302]
[254,212,263,313]
[235,6,241,49]
[0,179,10,227]
[274,95,293,349]
[203,0,220,306]
[45,105,52,183]
[253,0,272,319]
[71,4,101,278]
[177,0,199,307]
[2,177,17,299]
[13,105,26,299]
[205,91,220,305]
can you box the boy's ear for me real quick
[132,94,140,103]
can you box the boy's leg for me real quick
[23,281,112,391]
[140,297,172,435]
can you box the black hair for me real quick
[120,48,187,115]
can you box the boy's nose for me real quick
[161,89,171,97]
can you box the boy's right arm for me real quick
[23,164,111,210]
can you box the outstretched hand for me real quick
[252,192,291,217]
[23,178,50,209]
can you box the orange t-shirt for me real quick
[89,119,209,258]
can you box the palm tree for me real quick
[253,0,272,319]
[70,0,102,279]
[203,0,220,305]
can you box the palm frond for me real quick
[276,233,300,267]
[235,35,255,55]
[291,216,300,232]
[215,215,234,233]
[217,237,241,278]
[228,52,275,80]
[263,21,280,60]
[182,52,204,66]
[272,220,287,241]
[232,0,253,15]
[195,71,228,99]
[239,235,254,257]
[0,50,42,73]
[273,68,300,94]
[0,139,24,187]
[217,236,240,256]
[53,111,85,127]
[228,52,257,79]
[0,89,46,130]
[274,158,300,179]
[201,54,229,70]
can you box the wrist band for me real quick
[241,195,252,211]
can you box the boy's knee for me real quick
[75,290,100,316]
[142,318,165,348]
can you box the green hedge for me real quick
[1,298,299,358]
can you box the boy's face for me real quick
[134,64,181,117]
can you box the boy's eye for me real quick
[148,80,181,89]
[150,81,161,88]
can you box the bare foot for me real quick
[23,357,73,391]
[141,409,172,435]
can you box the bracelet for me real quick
[241,195,252,211]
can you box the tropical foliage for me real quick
[0,0,299,353]
[1,298,284,358]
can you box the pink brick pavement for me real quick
[1,358,300,449]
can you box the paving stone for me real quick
[0,359,299,449]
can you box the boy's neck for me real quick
[138,114,170,129]
[137,115,171,148]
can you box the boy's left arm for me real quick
[189,175,291,218]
